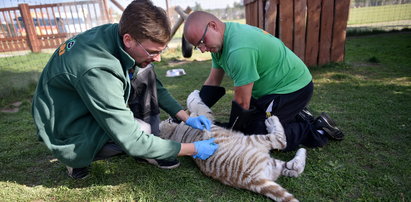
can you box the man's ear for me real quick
[209,21,217,30]
[123,34,133,49]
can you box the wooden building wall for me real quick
[244,0,350,66]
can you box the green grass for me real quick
[0,32,411,201]
[348,3,411,25]
[0,52,51,103]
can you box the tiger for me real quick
[159,90,307,202]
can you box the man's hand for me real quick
[185,115,211,131]
[193,138,219,160]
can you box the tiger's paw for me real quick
[265,115,285,134]
[282,148,307,177]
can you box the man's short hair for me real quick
[119,0,171,44]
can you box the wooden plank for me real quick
[110,0,125,11]
[318,0,334,65]
[19,3,41,52]
[265,0,278,36]
[14,10,25,36]
[1,0,110,53]
[258,0,264,29]
[304,0,321,66]
[101,0,110,22]
[331,0,350,62]
[0,7,19,12]
[249,1,258,27]
[30,1,99,9]
[252,1,259,27]
[293,0,306,61]
[0,36,26,41]
[79,4,89,30]
[1,11,13,36]
[244,0,258,5]
[279,0,293,50]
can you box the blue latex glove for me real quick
[185,115,211,131]
[193,138,219,160]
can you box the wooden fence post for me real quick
[100,0,110,22]
[305,0,321,66]
[19,3,41,53]
[294,0,307,61]
[279,0,294,50]
[264,0,278,36]
[318,0,334,66]
[331,0,350,63]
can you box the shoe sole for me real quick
[66,166,90,179]
[317,113,344,140]
[145,159,181,169]
[320,112,337,127]
[323,127,344,141]
[135,158,181,169]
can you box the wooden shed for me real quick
[244,0,351,66]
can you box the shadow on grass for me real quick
[1,36,410,200]
[0,70,40,106]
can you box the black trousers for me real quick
[249,82,328,151]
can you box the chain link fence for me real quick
[347,0,411,33]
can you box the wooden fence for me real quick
[0,0,110,53]
[244,0,351,66]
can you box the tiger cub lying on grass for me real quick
[159,90,307,202]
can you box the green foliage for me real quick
[0,33,410,201]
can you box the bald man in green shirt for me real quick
[184,11,344,151]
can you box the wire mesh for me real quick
[348,0,411,32]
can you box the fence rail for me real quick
[0,0,109,53]
[244,0,350,67]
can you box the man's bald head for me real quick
[184,11,224,47]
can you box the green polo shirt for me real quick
[212,22,312,99]
[32,24,181,168]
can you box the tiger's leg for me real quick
[265,115,287,150]
[187,90,214,121]
[281,148,307,177]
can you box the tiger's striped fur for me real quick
[159,90,307,202]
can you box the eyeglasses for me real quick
[136,39,168,57]
[195,22,210,49]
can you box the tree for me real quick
[193,2,202,11]
[233,1,244,8]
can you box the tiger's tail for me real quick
[251,179,298,202]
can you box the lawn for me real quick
[0,32,410,201]
[348,3,411,25]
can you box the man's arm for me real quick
[204,68,225,86]
[233,82,254,110]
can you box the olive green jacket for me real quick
[32,24,181,168]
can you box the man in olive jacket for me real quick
[32,0,218,179]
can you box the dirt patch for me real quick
[1,101,22,113]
